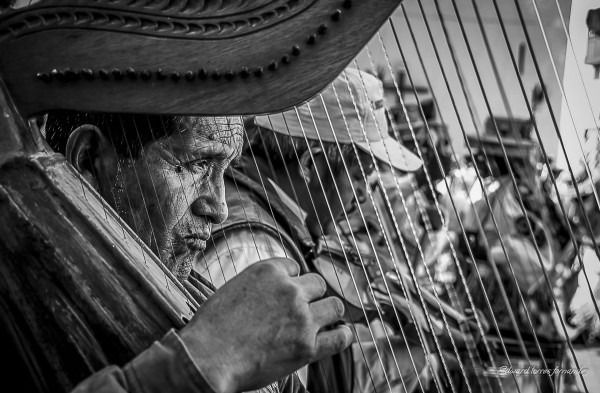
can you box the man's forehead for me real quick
[177,116,244,146]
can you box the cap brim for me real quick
[355,136,423,173]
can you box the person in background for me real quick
[197,68,435,393]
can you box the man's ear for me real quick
[65,125,112,190]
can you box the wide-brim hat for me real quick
[0,1,405,117]
[254,68,422,173]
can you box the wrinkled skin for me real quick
[67,116,352,392]
[95,116,242,281]
[184,257,351,392]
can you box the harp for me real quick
[2,0,600,393]
[0,1,404,391]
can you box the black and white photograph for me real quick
[1,0,599,392]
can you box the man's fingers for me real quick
[309,296,345,327]
[296,273,327,301]
[313,324,354,361]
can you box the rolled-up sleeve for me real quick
[71,329,217,393]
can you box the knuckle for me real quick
[304,273,327,295]
[294,305,312,327]
[314,274,327,294]
[249,260,277,276]
[287,282,303,299]
[331,297,345,318]
[332,329,350,350]
[295,339,317,360]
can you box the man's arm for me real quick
[72,258,352,393]
[71,330,219,393]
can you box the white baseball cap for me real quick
[254,68,422,173]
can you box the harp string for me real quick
[108,117,151,269]
[364,37,500,393]
[157,116,223,288]
[393,0,538,377]
[390,5,528,364]
[531,0,600,215]
[333,69,472,393]
[254,121,369,392]
[344,62,489,393]
[466,0,522,161]
[272,112,395,391]
[427,0,595,390]
[321,75,466,392]
[398,3,564,388]
[364,31,496,363]
[132,115,186,289]
[504,0,600,269]
[73,114,201,308]
[417,1,568,389]
[301,98,438,393]
[487,0,600,327]
[292,106,400,392]
[465,0,600,330]
[171,117,251,290]
[220,110,381,384]
[551,0,600,129]
[147,115,217,288]
[13,1,599,390]
[373,23,502,375]
[382,19,524,388]
[261,118,385,393]
[491,0,599,388]
[358,43,490,389]
[484,0,600,331]
[436,1,592,391]
[161,116,309,392]
[404,2,557,385]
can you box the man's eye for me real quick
[191,160,209,170]
[183,159,210,174]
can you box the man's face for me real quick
[312,148,375,234]
[99,116,243,281]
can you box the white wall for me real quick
[557,0,600,172]
[355,0,571,159]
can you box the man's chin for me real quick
[161,249,201,282]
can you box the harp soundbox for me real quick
[0,1,403,391]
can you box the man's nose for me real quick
[190,179,229,225]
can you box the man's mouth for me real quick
[184,234,209,251]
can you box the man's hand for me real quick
[179,258,353,393]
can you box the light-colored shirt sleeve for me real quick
[197,227,293,289]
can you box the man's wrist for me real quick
[178,325,238,393]
[123,329,222,393]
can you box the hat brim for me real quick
[255,114,423,173]
[355,136,423,173]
